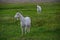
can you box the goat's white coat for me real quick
[37,5,41,13]
[14,12,31,35]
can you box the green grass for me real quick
[0,2,60,40]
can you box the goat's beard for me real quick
[17,18,18,20]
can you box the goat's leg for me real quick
[21,26,24,35]
[27,25,30,33]
[21,27,23,35]
[25,26,27,34]
[27,27,30,33]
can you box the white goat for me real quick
[37,5,41,13]
[14,12,31,35]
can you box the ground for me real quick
[0,2,60,40]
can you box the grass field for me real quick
[0,2,60,40]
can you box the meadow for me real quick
[0,2,60,40]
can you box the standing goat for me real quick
[37,5,42,14]
[14,12,31,35]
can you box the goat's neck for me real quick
[19,13,25,22]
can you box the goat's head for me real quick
[14,12,20,20]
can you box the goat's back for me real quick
[24,17,31,25]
